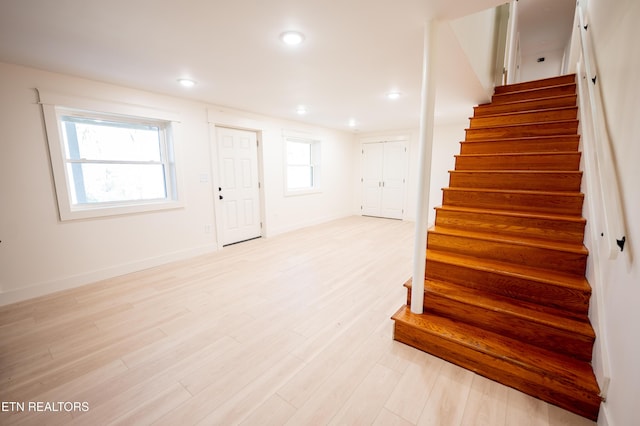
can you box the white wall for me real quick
[0,62,355,305]
[451,7,500,97]
[427,122,468,226]
[576,1,640,425]
[520,48,564,81]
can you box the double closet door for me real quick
[361,140,406,220]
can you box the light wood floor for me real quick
[0,216,595,425]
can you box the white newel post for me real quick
[505,0,519,85]
[411,20,439,314]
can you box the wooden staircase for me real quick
[392,74,601,421]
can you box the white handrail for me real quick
[576,3,627,259]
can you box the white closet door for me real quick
[380,141,405,219]
[361,142,384,217]
[361,141,406,219]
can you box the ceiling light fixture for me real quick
[178,78,196,88]
[348,119,357,128]
[296,105,308,115]
[387,91,401,100]
[280,31,305,46]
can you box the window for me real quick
[284,136,321,195]
[39,91,182,220]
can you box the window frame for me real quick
[38,90,184,221]
[283,135,321,196]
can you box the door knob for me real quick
[219,195,224,200]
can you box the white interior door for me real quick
[216,127,261,246]
[361,141,406,219]
[361,142,384,217]
[380,141,405,219]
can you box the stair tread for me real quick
[469,106,578,120]
[429,225,588,254]
[426,249,590,291]
[408,278,594,334]
[461,135,579,144]
[435,205,586,224]
[493,83,576,98]
[392,305,600,394]
[455,151,580,158]
[449,169,582,174]
[476,94,576,109]
[465,119,578,132]
[443,186,583,197]
[493,75,576,94]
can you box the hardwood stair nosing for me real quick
[434,205,587,224]
[428,225,588,255]
[459,142,581,155]
[492,83,577,98]
[449,169,583,174]
[464,119,578,133]
[427,233,588,279]
[392,307,601,421]
[460,135,580,144]
[469,106,578,120]
[454,151,581,158]
[448,170,583,190]
[392,306,599,393]
[420,292,595,362]
[433,208,587,245]
[442,186,584,198]
[405,278,594,329]
[492,75,576,95]
[474,94,577,111]
[425,249,591,292]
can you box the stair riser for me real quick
[465,121,579,141]
[473,95,577,117]
[392,321,600,421]
[455,154,581,171]
[469,108,577,128]
[460,140,579,154]
[442,189,584,216]
[427,233,587,276]
[434,208,586,244]
[493,75,576,94]
[425,259,590,314]
[449,171,582,192]
[492,85,576,103]
[421,291,594,361]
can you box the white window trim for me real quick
[283,130,321,196]
[38,89,184,221]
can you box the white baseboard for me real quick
[0,244,218,307]
[598,403,612,426]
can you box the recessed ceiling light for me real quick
[387,91,401,100]
[280,31,305,46]
[178,78,196,88]
[296,105,308,115]
[348,119,357,127]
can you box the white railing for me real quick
[575,3,627,260]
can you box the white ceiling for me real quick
[0,0,570,133]
[518,0,576,57]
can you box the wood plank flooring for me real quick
[0,216,595,425]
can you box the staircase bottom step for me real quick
[391,305,600,421]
